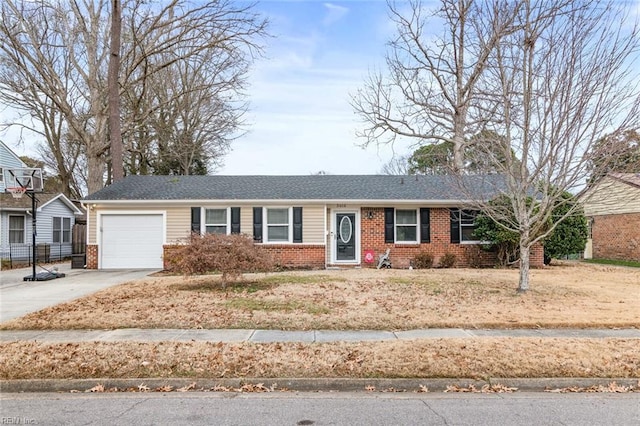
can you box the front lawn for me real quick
[2,261,638,330]
[2,261,639,381]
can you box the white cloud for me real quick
[322,3,349,26]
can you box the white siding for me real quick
[0,142,27,192]
[582,177,640,216]
[38,198,77,257]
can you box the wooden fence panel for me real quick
[72,224,86,254]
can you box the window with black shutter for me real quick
[253,207,263,242]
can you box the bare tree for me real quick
[109,0,124,182]
[352,0,520,172]
[123,45,244,175]
[463,0,640,291]
[379,155,410,175]
[0,0,267,194]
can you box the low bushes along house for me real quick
[82,175,544,270]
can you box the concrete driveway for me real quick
[0,263,156,322]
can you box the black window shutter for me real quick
[253,207,263,242]
[384,208,395,243]
[293,207,303,243]
[230,207,241,234]
[190,207,201,234]
[450,209,460,244]
[420,208,431,243]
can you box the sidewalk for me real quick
[2,327,639,343]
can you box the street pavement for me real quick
[2,392,639,425]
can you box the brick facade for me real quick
[358,207,543,269]
[591,212,640,262]
[259,244,325,269]
[162,243,325,271]
[86,244,98,269]
[91,207,545,270]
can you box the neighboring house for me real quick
[0,140,26,192]
[0,141,84,263]
[83,174,544,270]
[580,173,640,262]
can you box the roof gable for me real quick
[0,192,83,214]
[609,173,640,189]
[84,174,507,203]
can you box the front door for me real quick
[335,212,356,261]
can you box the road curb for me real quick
[1,377,638,394]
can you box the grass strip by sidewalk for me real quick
[1,338,638,380]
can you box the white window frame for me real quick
[394,208,419,244]
[264,207,292,243]
[459,209,481,243]
[203,207,230,235]
[8,215,25,244]
[53,216,72,243]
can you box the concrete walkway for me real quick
[1,327,639,343]
[0,263,157,322]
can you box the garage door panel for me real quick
[101,214,163,269]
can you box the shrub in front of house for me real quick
[438,252,457,268]
[412,252,434,269]
[165,233,274,283]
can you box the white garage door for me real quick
[101,214,164,269]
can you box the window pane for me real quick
[461,210,477,225]
[267,208,288,224]
[206,226,227,235]
[268,225,289,241]
[461,226,477,242]
[53,217,61,231]
[53,230,61,243]
[397,226,417,242]
[205,209,226,224]
[9,216,24,229]
[396,210,417,225]
[63,217,71,230]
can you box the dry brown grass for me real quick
[2,261,638,330]
[1,338,638,380]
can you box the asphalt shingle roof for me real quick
[83,175,506,202]
[0,192,64,210]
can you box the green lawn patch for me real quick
[584,259,640,268]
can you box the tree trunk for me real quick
[108,0,123,182]
[518,242,531,293]
[87,151,106,194]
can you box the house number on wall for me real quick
[336,204,347,208]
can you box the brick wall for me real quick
[259,244,325,269]
[86,244,98,269]
[358,207,544,268]
[591,212,640,262]
[162,243,326,271]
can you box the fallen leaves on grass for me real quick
[445,384,518,393]
[2,338,638,380]
[2,263,638,331]
[545,381,639,393]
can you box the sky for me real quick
[220,0,404,175]
[1,0,404,176]
[3,0,638,177]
